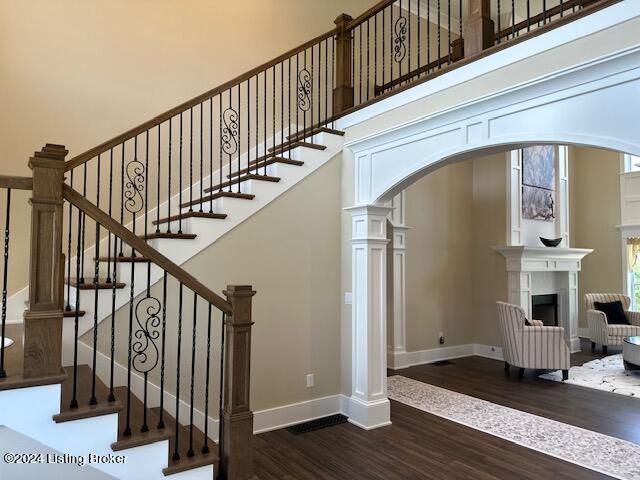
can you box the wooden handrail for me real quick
[0,175,33,190]
[63,184,233,315]
[65,28,338,171]
[345,0,396,30]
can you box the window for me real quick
[628,239,640,310]
[624,154,640,173]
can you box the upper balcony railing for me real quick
[61,1,617,260]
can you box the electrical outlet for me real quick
[344,292,353,305]
[439,332,445,345]
[306,374,314,388]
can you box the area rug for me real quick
[540,354,640,397]
[387,375,640,480]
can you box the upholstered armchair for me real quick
[496,301,570,380]
[585,293,640,354]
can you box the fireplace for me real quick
[532,294,558,327]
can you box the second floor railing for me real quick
[59,1,616,264]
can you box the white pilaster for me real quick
[386,192,410,369]
[347,204,393,430]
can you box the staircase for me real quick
[0,1,614,479]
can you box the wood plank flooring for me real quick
[254,340,632,479]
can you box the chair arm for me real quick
[626,310,640,327]
[587,309,609,345]
[522,326,570,369]
[530,319,544,327]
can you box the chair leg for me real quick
[504,362,509,373]
[562,369,569,381]
[591,342,596,351]
[518,368,525,379]
[603,345,608,355]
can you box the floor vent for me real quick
[431,360,453,366]
[286,414,348,434]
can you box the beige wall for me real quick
[404,161,475,351]
[471,153,509,347]
[87,153,343,412]
[569,147,623,327]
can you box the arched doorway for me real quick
[343,45,640,430]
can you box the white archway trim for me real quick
[346,205,392,430]
[347,45,640,205]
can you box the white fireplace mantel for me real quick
[492,246,593,272]
[493,246,593,353]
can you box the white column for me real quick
[347,204,392,430]
[558,271,581,353]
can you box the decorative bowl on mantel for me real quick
[540,237,562,247]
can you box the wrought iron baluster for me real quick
[158,271,168,429]
[167,119,173,233]
[512,0,516,39]
[189,107,194,211]
[132,285,161,433]
[200,103,204,211]
[108,228,118,402]
[217,311,226,462]
[0,188,11,378]
[156,124,161,232]
[179,113,184,233]
[209,98,214,213]
[124,241,136,436]
[90,155,102,406]
[202,303,213,453]
[187,293,197,457]
[106,151,114,282]
[80,163,87,283]
[173,283,184,461]
[437,0,441,68]
[237,84,241,191]
[65,172,74,310]
[119,143,125,255]
[70,209,83,409]
[498,0,502,43]
[448,0,452,64]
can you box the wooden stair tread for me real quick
[111,386,173,451]
[267,140,326,154]
[204,174,280,193]
[54,365,122,423]
[63,309,86,317]
[180,191,255,209]
[227,157,304,178]
[152,211,227,226]
[143,232,197,240]
[286,126,345,142]
[154,407,218,476]
[67,279,126,290]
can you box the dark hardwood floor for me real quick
[254,340,635,479]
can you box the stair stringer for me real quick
[53,131,344,365]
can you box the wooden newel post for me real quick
[23,144,67,379]
[333,13,354,115]
[220,285,256,480]
[463,0,495,57]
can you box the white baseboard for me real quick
[253,394,349,434]
[79,341,353,437]
[388,343,504,370]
